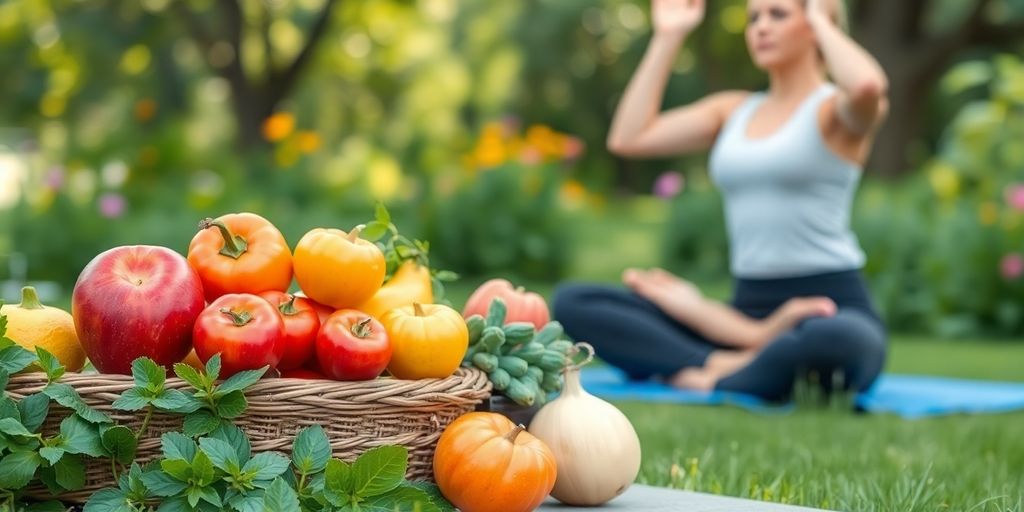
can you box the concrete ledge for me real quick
[539,485,830,511]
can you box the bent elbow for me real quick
[606,137,633,157]
[852,78,888,105]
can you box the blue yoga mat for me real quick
[580,367,1024,418]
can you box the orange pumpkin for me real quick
[187,213,293,302]
[380,303,467,380]
[463,278,550,329]
[434,412,557,512]
[292,227,386,309]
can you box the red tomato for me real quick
[280,368,329,380]
[193,294,285,378]
[259,291,320,370]
[316,310,392,381]
[295,291,334,325]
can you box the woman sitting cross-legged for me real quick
[554,0,888,402]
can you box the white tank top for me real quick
[708,83,866,279]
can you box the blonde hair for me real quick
[811,0,849,33]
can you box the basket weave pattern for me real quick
[6,368,492,503]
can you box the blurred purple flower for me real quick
[1001,253,1024,280]
[653,171,685,199]
[1005,184,1024,211]
[98,193,127,219]
[44,167,65,190]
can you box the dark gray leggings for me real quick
[552,270,887,402]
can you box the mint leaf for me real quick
[154,496,190,512]
[18,392,50,432]
[229,493,265,512]
[60,414,105,457]
[199,437,240,473]
[360,485,442,512]
[211,423,251,463]
[161,432,198,461]
[0,368,7,392]
[54,452,86,490]
[352,445,408,498]
[160,459,192,481]
[195,485,222,507]
[184,410,222,437]
[262,477,300,512]
[215,390,248,418]
[244,452,290,481]
[132,357,166,392]
[205,354,222,382]
[361,221,390,242]
[0,451,42,488]
[36,465,60,493]
[0,344,37,374]
[27,500,72,512]
[123,463,150,501]
[44,383,112,423]
[323,459,353,506]
[192,450,216,485]
[173,362,207,391]
[0,416,34,436]
[0,396,18,421]
[111,388,150,411]
[142,469,188,496]
[101,425,138,465]
[375,202,392,225]
[152,389,200,412]
[217,367,267,395]
[291,424,330,474]
[83,488,133,512]
[39,446,65,465]
[35,347,65,383]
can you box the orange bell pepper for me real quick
[293,226,386,309]
[187,213,293,302]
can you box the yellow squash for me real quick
[358,261,433,319]
[1,286,85,371]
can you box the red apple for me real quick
[462,279,550,329]
[72,245,205,374]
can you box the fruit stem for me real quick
[413,303,426,317]
[220,308,253,326]
[504,424,527,443]
[279,294,299,316]
[347,226,363,243]
[18,286,45,310]
[351,317,374,338]
[199,218,248,259]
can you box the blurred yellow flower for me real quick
[473,137,506,168]
[262,112,295,142]
[367,156,402,200]
[560,179,587,209]
[978,201,1000,226]
[928,162,960,200]
[296,131,321,153]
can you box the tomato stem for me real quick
[504,424,527,443]
[279,294,299,316]
[199,218,248,259]
[413,302,426,317]
[351,317,374,338]
[18,286,45,310]
[346,226,363,243]
[220,308,253,326]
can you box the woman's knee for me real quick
[797,309,887,364]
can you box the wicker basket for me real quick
[6,368,492,504]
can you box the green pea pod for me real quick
[466,315,486,344]
[537,350,568,372]
[489,368,512,391]
[480,326,506,353]
[546,340,575,355]
[502,322,536,345]
[525,365,544,385]
[505,378,536,407]
[541,372,563,393]
[472,353,499,373]
[498,356,529,377]
[532,321,564,345]
[485,298,508,328]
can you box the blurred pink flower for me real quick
[99,193,127,219]
[1001,253,1024,280]
[563,136,585,161]
[653,171,685,199]
[519,147,543,165]
[44,166,65,190]
[1004,184,1024,211]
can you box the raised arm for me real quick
[807,0,889,134]
[607,0,747,158]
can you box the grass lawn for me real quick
[447,200,1024,511]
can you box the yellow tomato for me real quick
[380,303,468,380]
[293,227,386,309]
[358,261,433,320]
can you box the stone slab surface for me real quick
[538,485,830,512]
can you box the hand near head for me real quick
[652,0,705,37]
[804,0,834,27]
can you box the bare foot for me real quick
[669,367,716,392]
[670,350,758,392]
[622,268,705,321]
